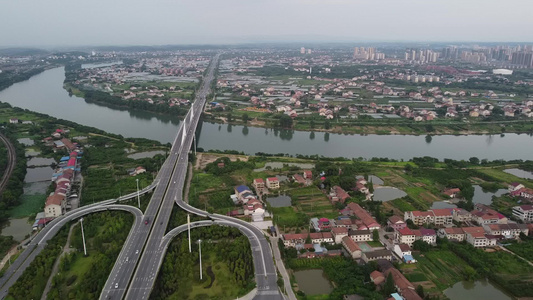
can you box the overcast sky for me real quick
[1,0,532,47]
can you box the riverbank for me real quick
[204,110,533,136]
[3,67,533,160]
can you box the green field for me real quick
[8,193,46,218]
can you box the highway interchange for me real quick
[0,54,284,300]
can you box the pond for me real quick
[27,157,55,167]
[504,168,533,180]
[24,166,53,183]
[431,201,457,209]
[127,150,166,160]
[472,185,508,205]
[444,279,513,300]
[1,218,33,242]
[266,195,292,208]
[293,269,333,296]
[373,187,407,202]
[17,138,34,146]
[356,175,384,185]
[253,162,315,172]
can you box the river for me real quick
[1,67,533,160]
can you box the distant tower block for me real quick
[300,47,306,54]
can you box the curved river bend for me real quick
[1,67,532,161]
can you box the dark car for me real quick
[144,218,149,225]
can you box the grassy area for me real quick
[400,249,474,293]
[187,255,244,299]
[477,168,533,188]
[8,193,46,218]
[366,241,383,247]
[505,240,533,261]
[47,211,133,299]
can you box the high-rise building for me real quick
[300,47,306,54]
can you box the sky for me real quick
[1,0,532,47]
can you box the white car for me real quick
[135,250,139,254]
[115,283,119,289]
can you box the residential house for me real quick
[342,236,362,259]
[452,208,472,223]
[413,228,437,245]
[303,170,313,179]
[463,227,493,248]
[329,186,350,204]
[443,188,461,198]
[384,268,423,300]
[431,209,454,226]
[293,174,306,186]
[44,194,65,218]
[234,185,253,201]
[395,228,416,247]
[253,178,265,190]
[310,217,332,232]
[282,234,306,247]
[388,216,406,231]
[348,230,372,242]
[512,205,533,222]
[404,211,434,226]
[346,203,381,230]
[9,118,18,124]
[370,270,385,286]
[362,249,392,263]
[393,244,416,263]
[332,227,349,244]
[482,223,528,239]
[509,182,525,192]
[437,227,466,242]
[266,177,280,189]
[471,204,507,224]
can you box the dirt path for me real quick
[499,246,533,267]
[40,222,77,300]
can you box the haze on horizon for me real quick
[1,0,532,48]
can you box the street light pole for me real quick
[188,214,191,253]
[80,218,87,256]
[136,178,140,209]
[198,239,202,280]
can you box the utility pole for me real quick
[198,239,203,280]
[188,214,191,253]
[136,178,140,209]
[80,218,87,256]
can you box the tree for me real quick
[324,119,331,130]
[227,113,232,122]
[242,113,249,123]
[469,157,480,165]
[279,115,293,128]
[412,240,431,252]
[383,273,395,296]
[372,229,379,242]
[368,178,374,194]
[416,285,425,298]
[310,119,315,129]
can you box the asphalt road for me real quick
[124,55,219,300]
[127,52,282,300]
[1,54,282,300]
[0,132,16,194]
[0,205,142,299]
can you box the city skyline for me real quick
[1,0,533,47]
